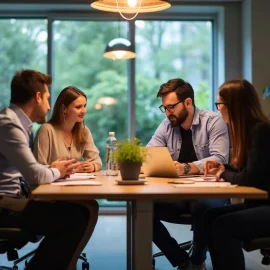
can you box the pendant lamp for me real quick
[90,0,171,20]
[104,38,136,60]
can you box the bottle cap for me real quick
[109,132,115,136]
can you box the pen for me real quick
[167,181,192,184]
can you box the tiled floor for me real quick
[0,215,269,270]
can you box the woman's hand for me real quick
[74,161,95,173]
[204,160,225,181]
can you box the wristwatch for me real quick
[183,163,191,174]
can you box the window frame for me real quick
[0,1,243,209]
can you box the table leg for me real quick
[132,200,153,270]
[127,200,133,270]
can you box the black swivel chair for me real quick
[0,227,90,270]
[243,237,270,266]
[0,227,41,269]
[152,214,193,268]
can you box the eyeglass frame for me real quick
[215,102,227,110]
[159,100,183,113]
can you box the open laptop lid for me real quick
[142,147,179,178]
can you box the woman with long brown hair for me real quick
[34,86,102,269]
[34,86,102,172]
[203,79,270,270]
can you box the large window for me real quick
[0,18,213,166]
[0,16,213,207]
[135,20,213,144]
[0,19,47,110]
[52,20,128,166]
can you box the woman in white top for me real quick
[34,86,102,172]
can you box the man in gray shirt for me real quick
[0,70,97,270]
[148,79,230,270]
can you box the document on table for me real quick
[55,173,96,182]
[173,182,237,188]
[51,180,102,186]
[189,177,216,182]
[51,173,101,185]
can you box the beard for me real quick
[168,106,189,127]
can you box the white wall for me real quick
[242,0,270,117]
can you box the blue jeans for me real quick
[153,199,229,267]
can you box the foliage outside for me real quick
[0,19,212,206]
[113,138,147,163]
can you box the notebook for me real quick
[142,147,201,178]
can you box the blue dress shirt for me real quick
[147,107,230,173]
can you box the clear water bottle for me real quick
[106,132,118,176]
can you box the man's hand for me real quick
[50,158,79,179]
[173,161,185,174]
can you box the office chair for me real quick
[243,237,270,266]
[0,227,41,269]
[0,227,90,270]
[152,214,193,268]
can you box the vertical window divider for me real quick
[127,20,136,139]
[47,15,54,115]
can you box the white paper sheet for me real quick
[173,182,237,188]
[189,177,216,182]
[55,173,96,182]
[51,180,102,186]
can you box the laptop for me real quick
[142,146,200,178]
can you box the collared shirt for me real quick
[147,107,230,173]
[0,104,60,196]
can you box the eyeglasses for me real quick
[159,100,183,113]
[215,102,226,110]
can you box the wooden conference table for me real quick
[31,172,268,270]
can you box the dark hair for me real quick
[219,79,269,170]
[157,78,195,105]
[10,69,52,104]
[49,86,88,150]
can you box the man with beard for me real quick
[0,69,97,270]
[147,78,230,270]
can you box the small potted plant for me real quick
[113,138,147,180]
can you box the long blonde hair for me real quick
[219,80,269,170]
[49,86,88,150]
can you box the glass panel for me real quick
[135,20,213,144]
[52,20,128,165]
[0,19,47,111]
[52,20,128,206]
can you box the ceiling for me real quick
[0,0,241,14]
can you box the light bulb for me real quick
[114,51,126,59]
[94,103,102,110]
[127,0,137,7]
